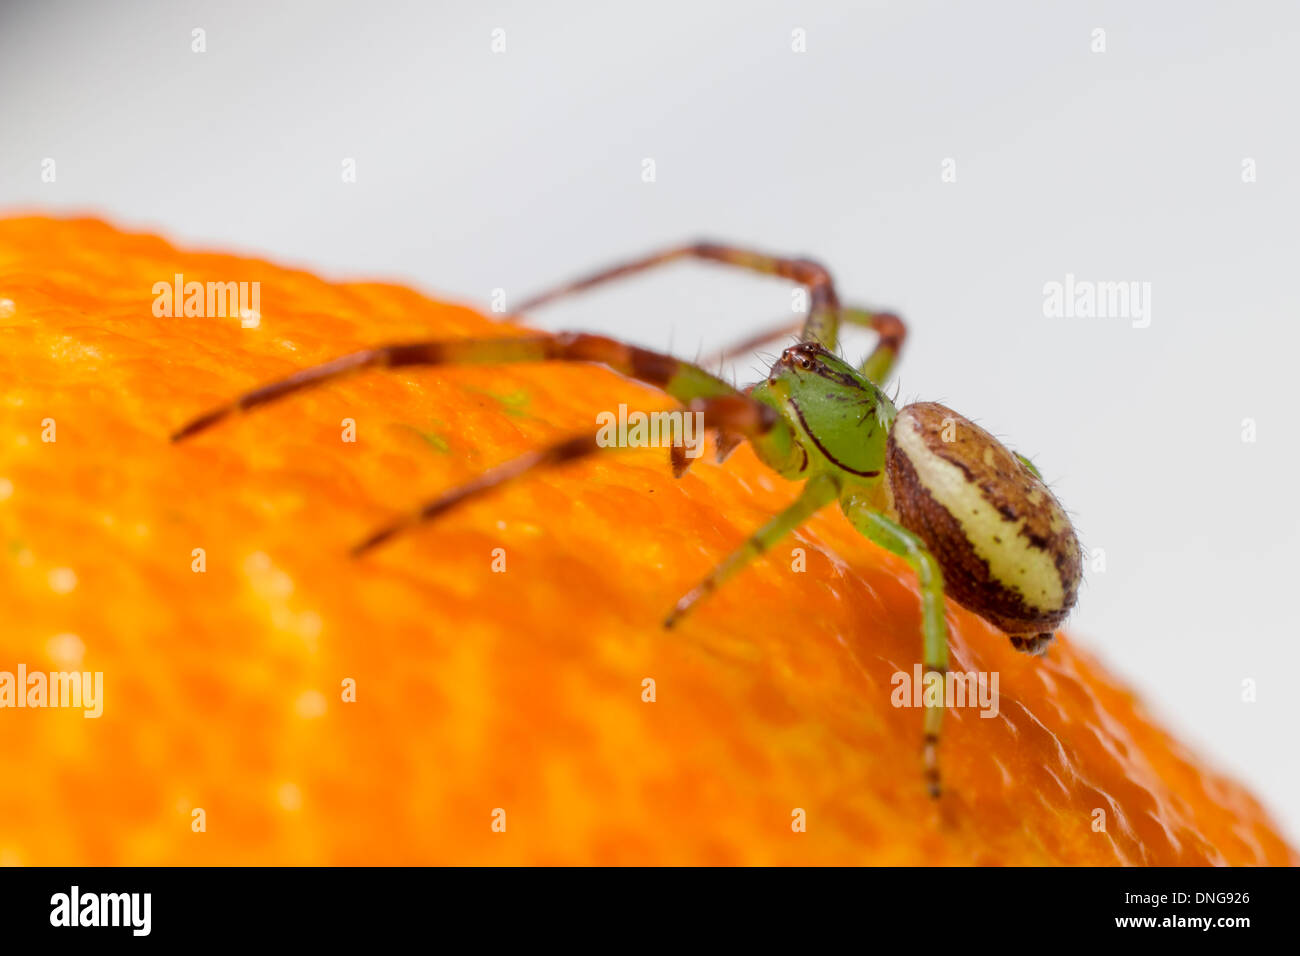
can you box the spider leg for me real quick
[173,331,761,441]
[702,305,908,387]
[841,498,949,798]
[844,307,907,387]
[352,396,791,555]
[663,473,838,629]
[512,241,845,349]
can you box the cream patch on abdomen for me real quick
[893,415,1065,613]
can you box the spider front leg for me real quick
[513,240,845,348]
[842,496,949,798]
[171,331,754,441]
[663,473,839,628]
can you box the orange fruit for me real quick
[0,215,1293,865]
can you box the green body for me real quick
[749,343,897,487]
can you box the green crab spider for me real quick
[172,241,1083,797]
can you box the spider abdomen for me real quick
[885,402,1081,647]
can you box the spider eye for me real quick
[797,356,813,370]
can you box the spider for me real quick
[172,241,1082,797]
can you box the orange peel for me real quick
[0,216,1293,865]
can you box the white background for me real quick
[3,1,1297,841]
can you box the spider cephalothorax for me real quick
[751,341,896,483]
[171,240,1082,796]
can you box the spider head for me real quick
[765,341,878,389]
[772,340,825,373]
[885,402,1082,650]
[750,341,897,481]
